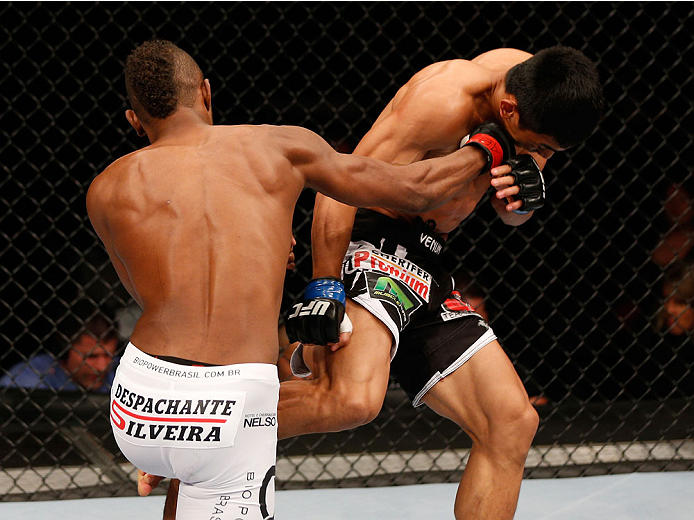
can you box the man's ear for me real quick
[499,97,519,123]
[125,109,147,137]
[202,78,212,119]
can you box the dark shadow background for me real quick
[1,1,692,496]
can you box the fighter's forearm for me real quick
[404,146,487,212]
[311,194,356,278]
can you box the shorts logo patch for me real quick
[110,382,246,447]
[373,276,415,310]
[243,412,277,428]
[442,291,476,312]
[440,291,482,322]
[346,249,432,302]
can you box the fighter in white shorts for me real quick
[111,344,278,519]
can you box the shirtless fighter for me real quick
[282,47,604,519]
[87,40,517,519]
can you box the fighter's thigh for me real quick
[421,340,531,436]
[308,299,392,388]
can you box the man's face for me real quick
[64,334,117,389]
[498,98,567,161]
[508,124,565,160]
[664,184,694,225]
[662,283,694,335]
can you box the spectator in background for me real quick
[657,261,694,337]
[643,261,694,398]
[614,262,694,401]
[0,314,118,393]
[652,180,694,268]
[614,179,694,334]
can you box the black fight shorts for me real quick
[342,209,497,406]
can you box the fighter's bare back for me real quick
[88,125,307,365]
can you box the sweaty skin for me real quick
[88,124,489,367]
[311,48,554,284]
[279,48,560,520]
[89,65,493,504]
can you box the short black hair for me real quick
[125,39,203,120]
[505,46,604,148]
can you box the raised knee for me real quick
[327,384,383,430]
[504,397,538,441]
[340,390,383,428]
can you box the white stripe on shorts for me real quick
[412,328,497,407]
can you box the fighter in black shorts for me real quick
[290,209,496,406]
[280,46,603,519]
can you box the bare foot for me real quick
[137,469,164,497]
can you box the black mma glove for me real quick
[285,277,353,345]
[461,121,515,175]
[506,154,546,214]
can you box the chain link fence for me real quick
[1,1,693,501]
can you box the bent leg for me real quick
[278,300,392,439]
[421,340,538,520]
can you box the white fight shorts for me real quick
[111,343,279,520]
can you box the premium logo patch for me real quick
[345,249,432,301]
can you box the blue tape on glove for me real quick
[305,278,346,306]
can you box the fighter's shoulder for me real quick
[88,149,142,202]
[403,59,495,97]
[391,60,488,117]
[214,123,315,145]
[471,48,533,72]
[246,124,326,152]
[92,149,138,182]
[407,59,487,88]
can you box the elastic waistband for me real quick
[122,343,278,382]
[155,354,217,367]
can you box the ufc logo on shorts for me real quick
[288,300,330,318]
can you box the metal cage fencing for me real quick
[1,1,692,500]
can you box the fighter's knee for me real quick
[487,397,538,462]
[343,393,382,427]
[323,382,383,429]
[294,377,382,431]
[514,400,539,443]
